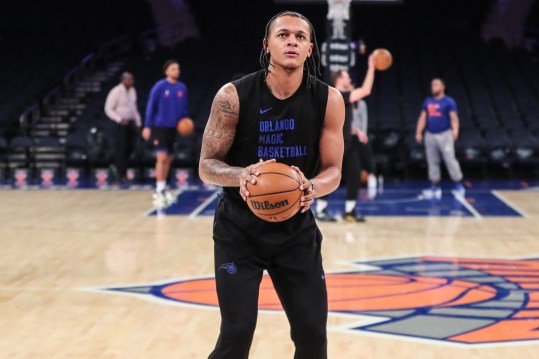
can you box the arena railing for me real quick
[18,35,132,136]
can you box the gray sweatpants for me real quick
[424,130,463,183]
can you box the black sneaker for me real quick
[343,210,366,223]
[315,209,337,222]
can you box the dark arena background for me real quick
[1,0,539,358]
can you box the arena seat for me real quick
[65,131,88,172]
[0,136,8,178]
[32,136,66,171]
[7,136,33,171]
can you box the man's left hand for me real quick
[353,127,369,144]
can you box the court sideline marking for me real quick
[189,190,221,218]
[451,190,482,219]
[491,190,528,218]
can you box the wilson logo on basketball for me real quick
[245,162,302,222]
[104,256,539,346]
[249,199,289,211]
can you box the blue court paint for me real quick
[147,181,524,218]
[1,174,526,218]
[463,192,521,216]
[327,188,474,217]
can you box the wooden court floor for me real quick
[1,189,538,358]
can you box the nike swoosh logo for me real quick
[259,107,272,114]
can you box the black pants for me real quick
[113,121,137,180]
[209,196,328,359]
[321,139,361,202]
[358,140,376,174]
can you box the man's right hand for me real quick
[416,132,423,144]
[368,53,376,70]
[239,159,276,201]
[358,130,369,144]
[142,127,151,140]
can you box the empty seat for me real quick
[32,136,66,170]
[0,136,8,177]
[8,136,33,169]
[65,131,88,170]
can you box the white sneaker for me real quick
[367,187,377,200]
[152,189,177,207]
[152,190,168,207]
[422,185,442,200]
[164,189,176,204]
[454,183,466,199]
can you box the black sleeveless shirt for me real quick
[225,70,328,201]
[217,70,328,233]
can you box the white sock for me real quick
[316,199,328,213]
[367,174,377,188]
[156,180,166,192]
[345,200,356,213]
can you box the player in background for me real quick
[315,56,375,222]
[416,78,465,199]
[352,99,377,192]
[142,60,188,205]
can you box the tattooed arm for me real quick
[199,83,274,197]
[199,83,242,186]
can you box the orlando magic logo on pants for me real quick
[218,262,238,275]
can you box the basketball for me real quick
[246,162,303,222]
[372,48,393,71]
[177,117,194,136]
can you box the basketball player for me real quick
[199,11,345,359]
[416,78,465,199]
[142,60,188,205]
[353,99,377,190]
[315,60,375,223]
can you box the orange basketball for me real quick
[246,162,302,222]
[372,48,393,71]
[177,117,194,136]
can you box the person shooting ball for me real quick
[199,11,345,358]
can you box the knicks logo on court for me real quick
[104,256,539,346]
